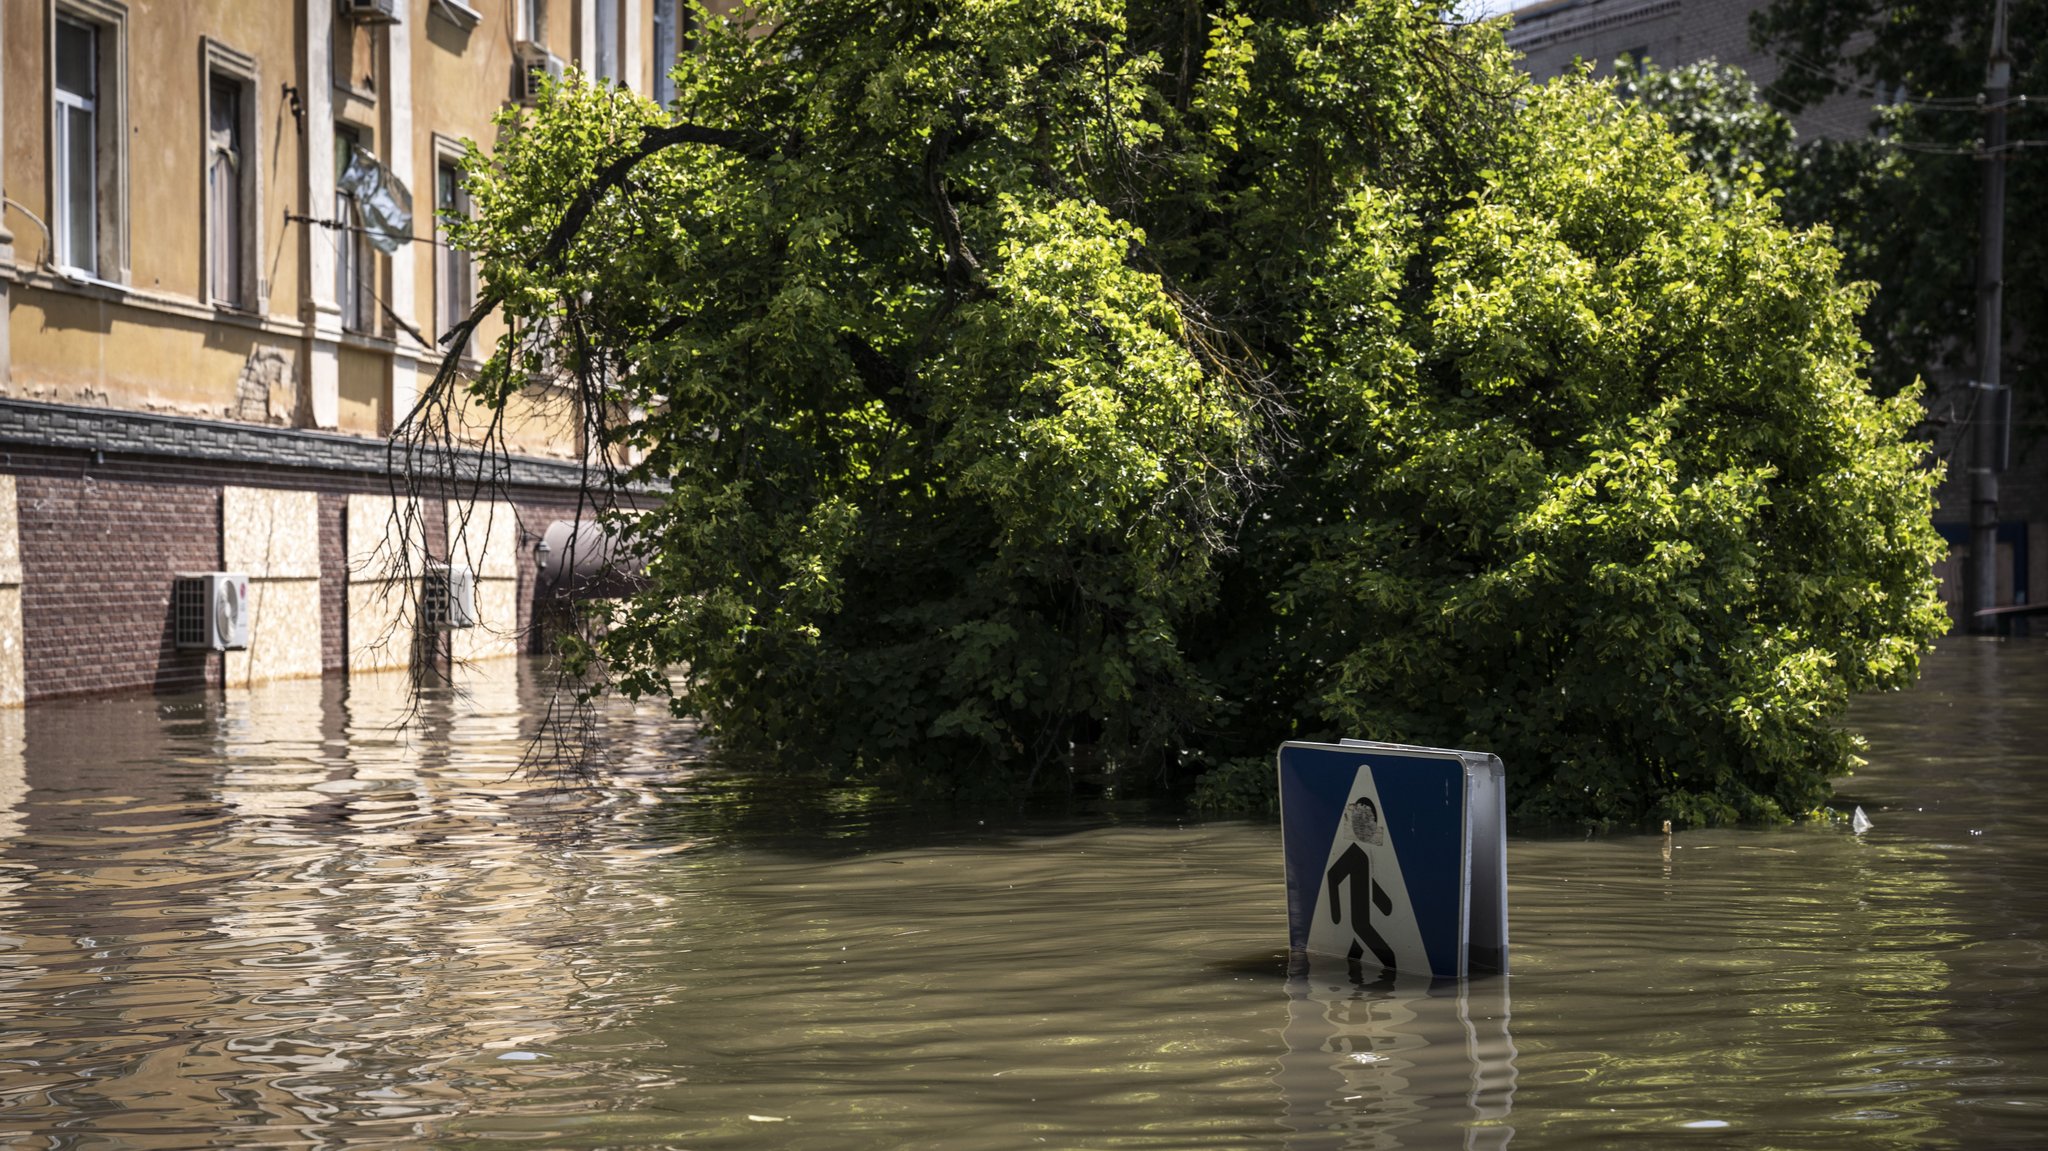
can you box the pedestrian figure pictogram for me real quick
[1326,798,1397,973]
[1279,740,1508,978]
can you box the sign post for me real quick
[1279,739,1508,979]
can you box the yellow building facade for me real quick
[0,0,687,701]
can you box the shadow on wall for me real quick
[151,592,219,695]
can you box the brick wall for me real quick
[16,476,223,699]
[0,427,628,698]
[320,493,348,673]
[1505,0,1880,141]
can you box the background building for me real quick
[1502,0,1877,138]
[1502,0,2040,623]
[0,0,699,703]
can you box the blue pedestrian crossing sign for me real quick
[1279,740,1508,979]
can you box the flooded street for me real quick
[1,641,2045,1148]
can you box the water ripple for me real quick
[0,647,2045,1147]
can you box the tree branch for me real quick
[837,333,924,428]
[540,120,773,273]
[923,125,989,296]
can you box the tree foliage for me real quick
[1615,58,1799,202]
[433,0,1948,826]
[1752,0,2045,403]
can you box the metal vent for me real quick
[515,41,564,105]
[173,576,209,649]
[422,564,478,630]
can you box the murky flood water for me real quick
[1,641,2044,1149]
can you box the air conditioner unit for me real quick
[341,0,401,24]
[514,41,564,105]
[173,573,251,651]
[422,563,479,630]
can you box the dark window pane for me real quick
[210,79,244,305]
[437,161,471,340]
[335,127,363,331]
[210,77,239,141]
[56,18,94,100]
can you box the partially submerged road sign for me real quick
[1279,740,1508,979]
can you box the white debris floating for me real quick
[1851,806,1874,835]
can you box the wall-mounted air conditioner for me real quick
[515,41,564,105]
[422,563,478,630]
[173,573,251,651]
[341,0,402,24]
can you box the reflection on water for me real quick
[0,641,2046,1148]
[1278,958,1515,1150]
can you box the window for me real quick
[207,78,242,304]
[335,125,371,333]
[49,0,127,282]
[53,17,97,273]
[594,0,623,85]
[652,0,687,105]
[520,0,546,44]
[435,155,473,349]
[204,40,260,309]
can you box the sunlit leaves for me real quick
[452,0,1945,824]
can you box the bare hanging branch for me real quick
[379,115,774,775]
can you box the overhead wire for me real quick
[1769,49,2039,111]
[1879,138,2048,154]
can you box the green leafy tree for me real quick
[1751,0,2045,402]
[1615,58,1800,201]
[427,0,1947,825]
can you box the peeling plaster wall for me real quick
[222,487,323,687]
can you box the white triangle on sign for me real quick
[1305,765,1434,974]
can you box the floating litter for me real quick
[1851,807,1873,835]
[748,1115,788,1123]
[496,1051,546,1061]
[1680,1119,1731,1129]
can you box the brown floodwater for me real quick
[0,640,2044,1149]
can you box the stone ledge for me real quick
[0,397,604,494]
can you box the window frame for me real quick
[201,37,261,311]
[651,0,685,105]
[431,136,476,356]
[593,0,623,85]
[333,123,374,335]
[47,0,128,283]
[52,16,95,273]
[519,0,547,46]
